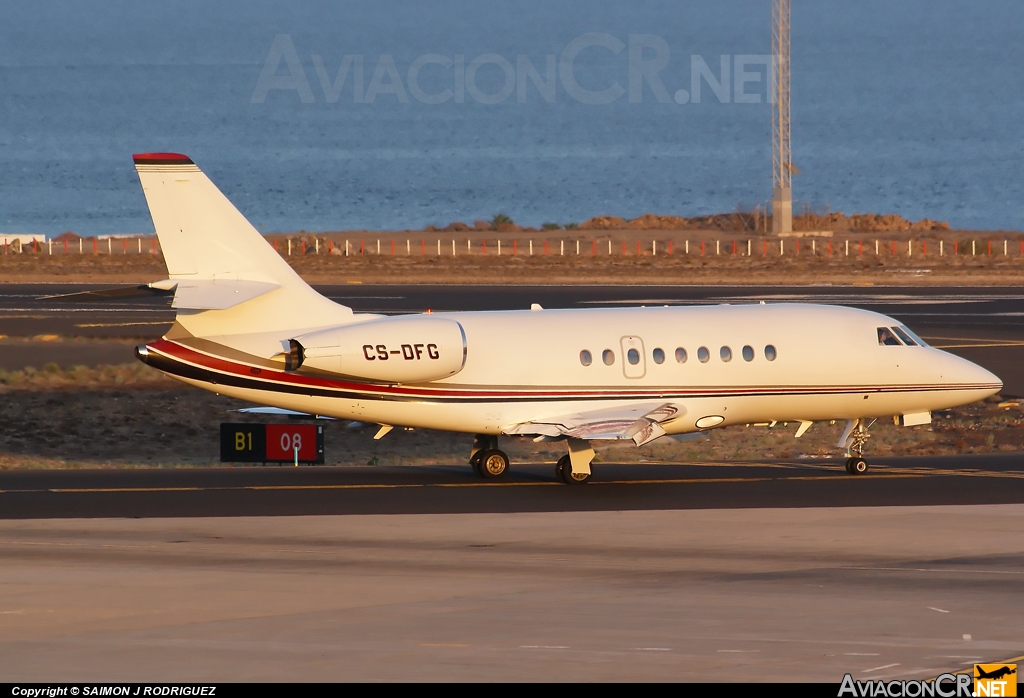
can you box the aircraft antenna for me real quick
[771,0,793,234]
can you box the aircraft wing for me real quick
[503,402,681,447]
[39,278,280,310]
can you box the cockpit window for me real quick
[899,326,928,347]
[877,327,903,346]
[891,326,918,346]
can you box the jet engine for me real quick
[288,316,466,383]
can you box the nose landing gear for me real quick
[839,419,872,475]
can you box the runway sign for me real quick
[220,423,325,464]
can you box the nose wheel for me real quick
[845,457,868,475]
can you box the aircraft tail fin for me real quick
[134,153,301,284]
[133,153,352,339]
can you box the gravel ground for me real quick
[1,364,1021,469]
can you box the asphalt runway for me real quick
[6,282,1024,334]
[1,500,1022,681]
[2,283,1023,393]
[2,455,1024,520]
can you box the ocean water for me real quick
[0,0,1022,235]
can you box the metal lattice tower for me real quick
[771,0,793,233]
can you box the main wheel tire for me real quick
[844,458,854,474]
[555,455,570,482]
[557,455,591,485]
[850,458,868,475]
[470,453,483,477]
[478,449,510,479]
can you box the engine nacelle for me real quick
[290,316,466,384]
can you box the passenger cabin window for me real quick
[580,350,592,366]
[627,348,641,365]
[603,349,615,365]
[697,346,710,363]
[675,347,687,363]
[720,346,732,362]
[652,348,665,364]
[877,327,903,346]
[742,345,754,362]
[765,345,777,361]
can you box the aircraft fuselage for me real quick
[142,302,1000,435]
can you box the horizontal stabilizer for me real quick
[39,284,174,302]
[504,402,681,447]
[171,279,280,310]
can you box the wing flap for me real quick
[503,402,681,447]
[234,406,336,420]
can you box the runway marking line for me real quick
[7,466,1023,495]
[74,321,171,328]
[932,342,1024,349]
[519,645,569,649]
[0,472,935,495]
[3,464,1020,496]
[922,335,1024,342]
[842,566,1024,576]
[863,663,901,674]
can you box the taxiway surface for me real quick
[1,500,1022,681]
[2,455,1024,519]
[2,456,1022,681]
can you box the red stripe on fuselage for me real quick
[146,338,998,402]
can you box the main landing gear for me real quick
[556,438,594,485]
[556,455,590,484]
[470,435,596,485]
[839,419,872,475]
[470,434,510,479]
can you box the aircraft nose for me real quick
[950,352,1002,395]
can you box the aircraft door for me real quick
[620,336,646,378]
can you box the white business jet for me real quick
[131,153,1001,484]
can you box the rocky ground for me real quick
[1,363,1021,469]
